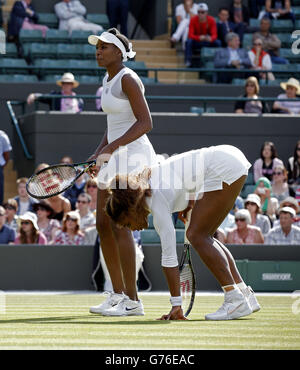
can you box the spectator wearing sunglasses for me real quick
[3,198,18,232]
[287,140,300,201]
[244,193,271,236]
[74,193,96,231]
[0,205,16,244]
[226,209,264,244]
[54,211,84,245]
[248,37,275,81]
[185,3,221,67]
[271,165,290,203]
[14,211,47,244]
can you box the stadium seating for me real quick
[70,30,98,44]
[57,43,84,59]
[19,29,44,44]
[0,43,18,58]
[30,43,57,59]
[37,13,59,29]
[0,58,28,74]
[86,13,110,29]
[0,74,38,82]
[45,29,69,43]
[124,61,148,77]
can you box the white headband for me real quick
[88,32,136,61]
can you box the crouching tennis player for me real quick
[103,145,261,320]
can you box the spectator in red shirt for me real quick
[185,3,221,67]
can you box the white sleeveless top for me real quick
[97,67,157,188]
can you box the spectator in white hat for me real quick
[14,211,47,244]
[244,193,271,236]
[26,72,83,112]
[273,78,300,115]
[226,209,264,244]
[265,207,300,245]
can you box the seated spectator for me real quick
[234,76,268,114]
[252,17,288,65]
[248,37,275,81]
[64,175,86,210]
[248,0,266,18]
[33,201,60,244]
[226,209,264,244]
[0,205,16,244]
[7,0,48,41]
[287,140,300,203]
[74,193,96,232]
[14,211,47,244]
[272,78,300,115]
[217,7,236,47]
[259,0,295,25]
[95,86,103,112]
[14,177,36,215]
[60,155,73,164]
[265,206,300,244]
[275,196,300,227]
[46,194,71,223]
[54,211,84,245]
[185,3,221,67]
[244,193,271,236]
[253,141,284,182]
[170,0,199,49]
[214,32,251,83]
[0,129,12,206]
[219,212,235,234]
[27,73,83,113]
[107,0,129,37]
[55,0,103,35]
[254,176,279,222]
[229,0,250,44]
[3,198,18,232]
[271,164,291,203]
[85,178,98,214]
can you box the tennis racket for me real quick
[26,160,96,199]
[179,210,196,317]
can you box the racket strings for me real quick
[27,166,77,197]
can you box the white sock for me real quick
[237,282,247,291]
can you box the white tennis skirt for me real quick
[202,145,251,193]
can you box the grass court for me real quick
[0,292,299,350]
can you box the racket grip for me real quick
[184,209,192,244]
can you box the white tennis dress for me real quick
[97,67,157,187]
[146,145,251,268]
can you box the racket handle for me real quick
[184,209,192,244]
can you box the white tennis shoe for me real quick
[241,285,261,313]
[101,295,145,316]
[89,292,125,315]
[205,289,252,321]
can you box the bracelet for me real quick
[170,296,182,307]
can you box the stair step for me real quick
[136,55,183,64]
[135,48,177,56]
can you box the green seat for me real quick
[190,106,204,114]
[175,218,185,229]
[243,33,253,50]
[124,61,148,77]
[140,76,157,84]
[19,29,44,43]
[293,7,300,19]
[86,13,110,29]
[77,75,101,84]
[176,230,184,243]
[34,58,69,76]
[249,18,260,28]
[140,229,160,244]
[30,43,57,59]
[201,47,219,62]
[232,78,246,85]
[70,30,97,44]
[0,43,18,58]
[45,29,69,43]
[147,214,154,229]
[37,13,59,28]
[42,74,65,83]
[271,19,293,33]
[0,58,28,74]
[11,74,39,82]
[276,33,292,48]
[57,43,84,59]
[280,48,300,62]
[245,171,254,185]
[68,59,99,75]
[83,44,96,59]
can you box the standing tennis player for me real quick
[104,145,261,320]
[87,28,157,316]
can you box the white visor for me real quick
[88,32,136,61]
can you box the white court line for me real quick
[2,291,298,297]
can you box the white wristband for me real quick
[170,296,182,307]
